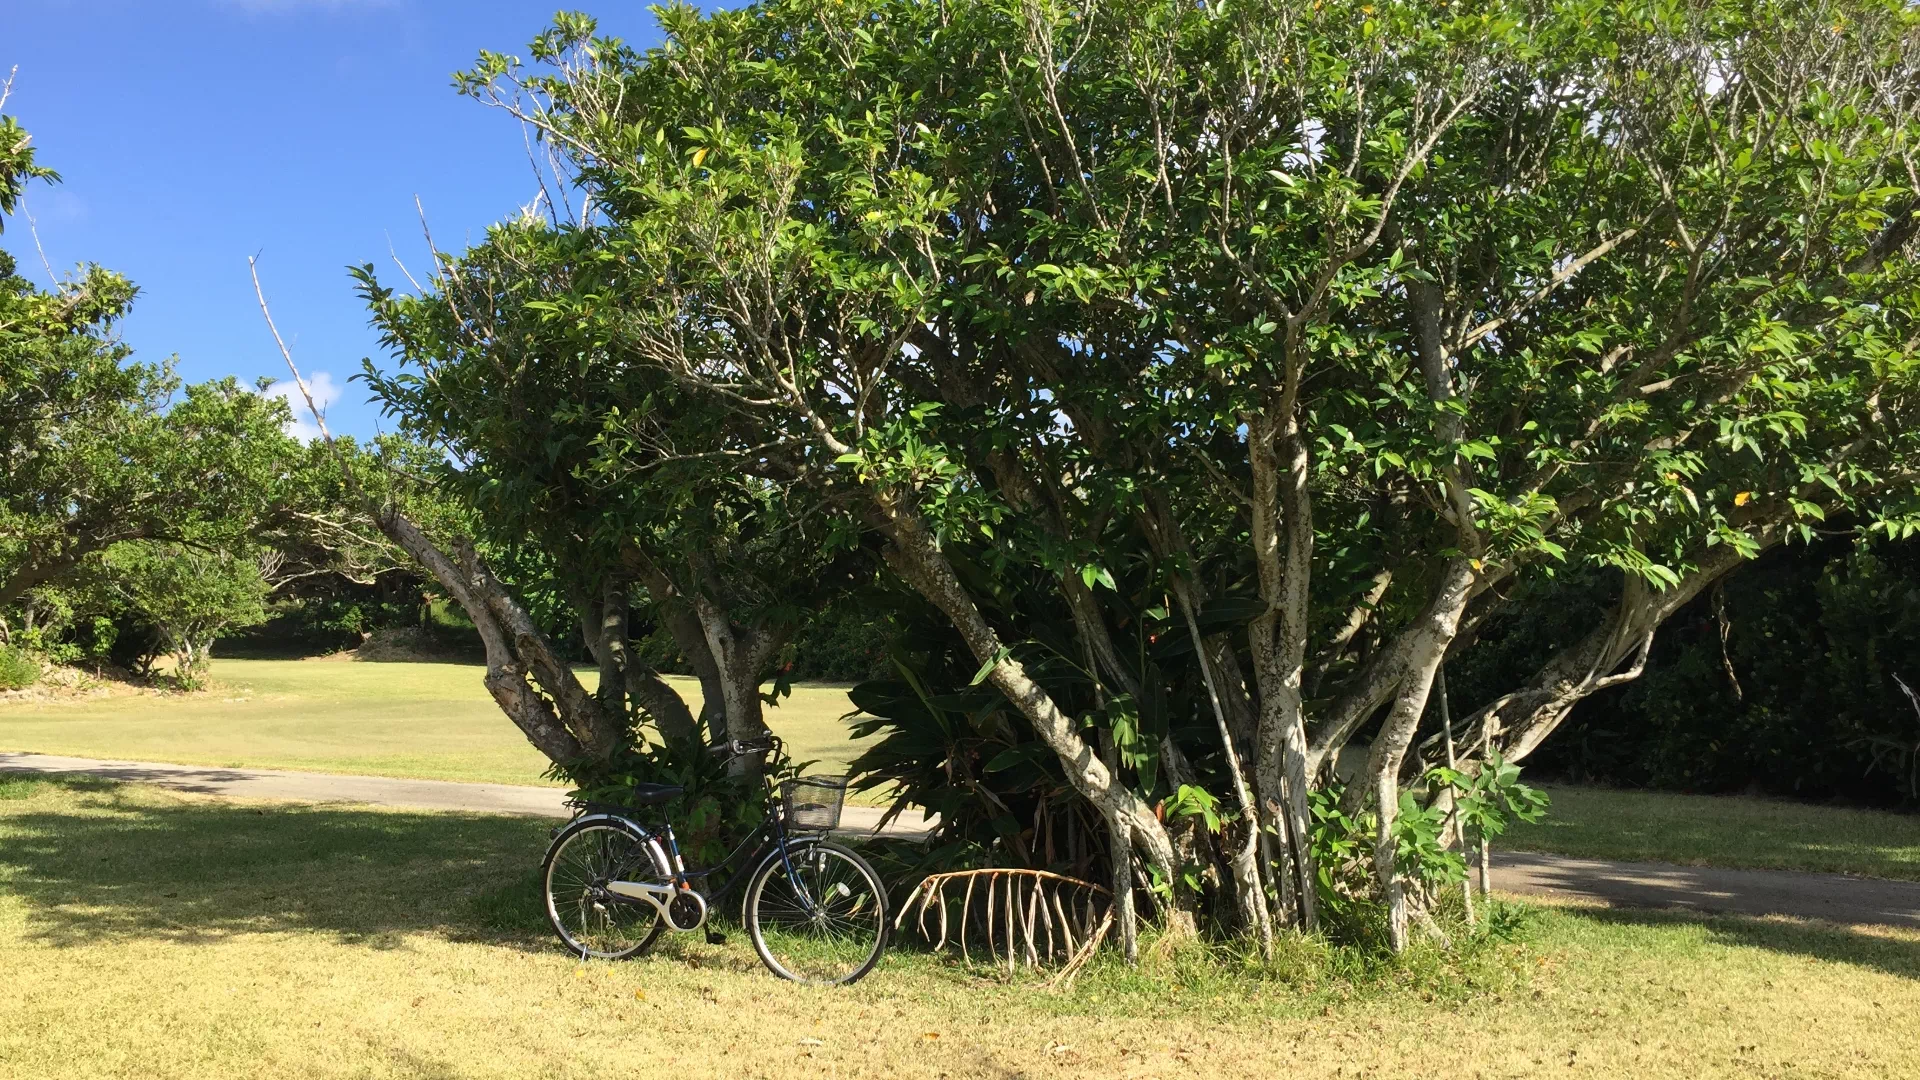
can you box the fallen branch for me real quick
[894,869,1112,972]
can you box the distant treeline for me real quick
[1456,535,1920,807]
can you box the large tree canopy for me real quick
[362,0,1919,950]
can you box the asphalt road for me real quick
[8,750,1920,929]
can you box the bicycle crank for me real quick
[606,879,709,931]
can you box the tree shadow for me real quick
[3,756,320,796]
[0,775,558,950]
[1497,851,1920,929]
[1554,903,1920,982]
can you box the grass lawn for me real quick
[2,774,1918,1079]
[1507,784,1920,882]
[0,658,869,787]
[14,659,1920,883]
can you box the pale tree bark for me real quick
[623,547,786,752]
[1363,558,1479,950]
[1245,409,1319,932]
[577,581,700,744]
[1176,584,1274,954]
[626,553,730,738]
[870,485,1196,937]
[1436,669,1475,928]
[684,561,791,786]
[1469,540,1768,767]
[375,506,616,765]
[253,260,621,773]
[1360,275,1485,951]
[975,438,1216,934]
[1134,492,1281,929]
[1061,574,1211,891]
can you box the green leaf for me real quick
[969,645,1014,686]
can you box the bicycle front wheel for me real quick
[745,840,888,985]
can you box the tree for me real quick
[1,119,299,622]
[353,0,1917,951]
[0,71,57,227]
[103,543,270,688]
[355,221,874,772]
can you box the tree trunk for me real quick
[1437,669,1474,929]
[871,486,1194,932]
[623,549,760,747]
[1063,574,1212,905]
[663,599,729,738]
[1471,539,1769,768]
[372,505,610,767]
[1176,585,1273,953]
[578,582,700,744]
[1245,413,1319,932]
[1109,812,1140,964]
[1364,557,1477,952]
[685,576,789,778]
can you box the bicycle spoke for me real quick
[748,843,886,984]
[544,822,665,960]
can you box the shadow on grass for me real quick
[1555,903,1920,982]
[14,773,1920,993]
[0,773,556,949]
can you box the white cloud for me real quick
[264,370,341,443]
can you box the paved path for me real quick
[1491,850,1920,930]
[0,751,939,841]
[9,751,1920,928]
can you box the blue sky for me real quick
[3,0,664,439]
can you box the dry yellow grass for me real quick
[3,775,1918,1079]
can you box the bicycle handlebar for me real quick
[707,734,779,760]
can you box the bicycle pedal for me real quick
[705,931,728,946]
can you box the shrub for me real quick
[0,645,41,691]
[556,734,794,869]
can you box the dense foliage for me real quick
[0,121,299,682]
[413,0,1916,953]
[0,0,1912,963]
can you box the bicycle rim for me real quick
[747,842,887,985]
[544,822,666,960]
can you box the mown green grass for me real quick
[2,775,1917,1079]
[1507,783,1920,881]
[0,658,870,786]
[14,660,1920,881]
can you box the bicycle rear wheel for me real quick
[543,819,669,960]
[745,839,888,985]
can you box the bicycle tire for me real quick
[744,839,888,985]
[543,817,671,960]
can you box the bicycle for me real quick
[540,733,889,985]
